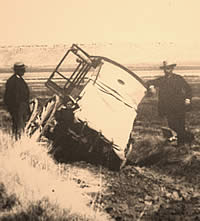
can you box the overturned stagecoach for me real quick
[25,44,147,170]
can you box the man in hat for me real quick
[146,61,193,146]
[4,62,30,139]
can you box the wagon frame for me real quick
[25,44,147,170]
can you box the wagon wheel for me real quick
[37,95,62,141]
[28,95,61,141]
[25,98,39,136]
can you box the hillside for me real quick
[1,43,200,71]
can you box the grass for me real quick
[0,131,111,221]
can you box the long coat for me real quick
[4,74,30,113]
[147,73,192,116]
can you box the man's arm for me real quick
[181,76,192,106]
[183,78,192,100]
[3,78,17,110]
[145,77,163,96]
[146,77,163,88]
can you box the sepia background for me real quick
[0,1,200,220]
[1,0,200,98]
[0,0,200,64]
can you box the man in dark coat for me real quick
[146,61,193,146]
[4,62,30,139]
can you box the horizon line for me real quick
[1,65,200,73]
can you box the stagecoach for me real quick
[25,44,147,170]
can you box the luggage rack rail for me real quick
[45,44,102,100]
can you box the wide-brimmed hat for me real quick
[12,62,27,70]
[160,61,176,70]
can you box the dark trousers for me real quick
[10,102,30,140]
[166,111,186,145]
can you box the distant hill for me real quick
[0,42,200,70]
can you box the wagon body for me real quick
[26,44,147,170]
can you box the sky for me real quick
[0,0,200,63]
[0,0,200,45]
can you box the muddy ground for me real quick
[0,96,200,221]
[69,126,200,220]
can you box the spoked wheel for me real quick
[25,98,39,136]
[25,95,62,141]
